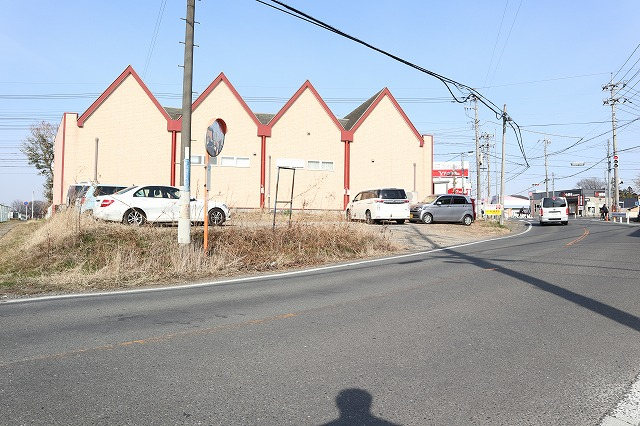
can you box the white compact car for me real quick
[538,196,568,226]
[346,188,410,224]
[93,185,230,226]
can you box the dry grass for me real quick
[0,209,397,296]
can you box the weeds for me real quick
[0,209,397,296]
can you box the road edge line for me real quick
[1,221,533,304]
[600,371,640,426]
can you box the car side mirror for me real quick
[436,201,441,205]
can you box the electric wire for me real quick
[143,0,168,79]
[612,42,640,82]
[255,0,529,168]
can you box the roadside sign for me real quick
[23,201,28,206]
[484,203,503,215]
[635,201,639,206]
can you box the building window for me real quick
[236,157,250,168]
[307,160,334,171]
[191,155,204,165]
[212,156,251,168]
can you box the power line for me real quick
[486,0,523,87]
[256,0,529,167]
[483,0,510,87]
[143,0,168,79]
[612,42,640,82]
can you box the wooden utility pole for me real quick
[473,96,481,216]
[543,139,551,197]
[499,105,509,226]
[178,0,195,245]
[603,77,626,211]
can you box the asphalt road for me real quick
[1,219,639,425]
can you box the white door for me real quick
[131,186,167,222]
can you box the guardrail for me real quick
[610,212,629,224]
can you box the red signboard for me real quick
[432,169,469,178]
[447,187,471,195]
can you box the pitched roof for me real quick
[268,81,345,132]
[163,107,182,120]
[191,72,260,127]
[342,90,384,131]
[346,88,424,146]
[77,65,171,127]
[255,113,275,125]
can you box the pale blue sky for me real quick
[1,0,639,204]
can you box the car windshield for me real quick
[421,195,439,204]
[379,189,406,199]
[115,186,136,195]
[543,198,566,208]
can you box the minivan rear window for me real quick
[378,189,407,199]
[542,198,566,208]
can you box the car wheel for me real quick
[208,208,226,226]
[396,219,405,224]
[463,215,473,226]
[346,209,352,222]
[123,208,146,226]
[365,210,373,224]
[562,221,568,225]
[422,213,433,224]
[539,221,545,226]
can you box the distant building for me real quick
[0,204,9,222]
[432,161,471,195]
[52,66,435,211]
[530,188,608,217]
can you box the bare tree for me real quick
[575,177,605,190]
[10,199,47,218]
[21,121,57,202]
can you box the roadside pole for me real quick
[606,139,611,210]
[203,153,210,252]
[178,0,196,246]
[473,96,481,217]
[499,104,507,226]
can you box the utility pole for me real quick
[603,78,627,211]
[606,139,611,209]
[551,172,555,197]
[543,139,551,197]
[500,104,509,226]
[178,0,196,246]
[473,96,481,216]
[460,153,465,194]
[480,132,493,204]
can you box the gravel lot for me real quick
[349,219,525,251]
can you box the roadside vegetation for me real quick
[0,210,397,296]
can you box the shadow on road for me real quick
[321,388,399,426]
[437,247,640,333]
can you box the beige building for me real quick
[52,65,433,211]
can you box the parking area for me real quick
[367,220,521,251]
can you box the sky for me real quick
[1,0,640,206]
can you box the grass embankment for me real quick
[0,210,397,296]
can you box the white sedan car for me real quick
[93,185,230,226]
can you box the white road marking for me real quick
[1,222,532,304]
[601,372,640,426]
